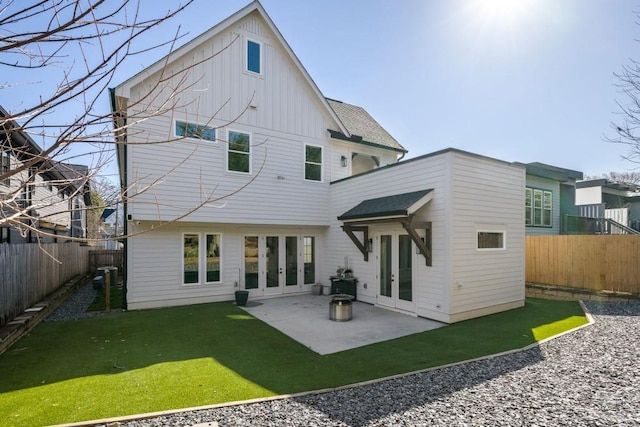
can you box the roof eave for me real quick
[328,130,407,153]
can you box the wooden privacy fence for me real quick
[526,235,640,294]
[88,249,123,275]
[0,243,90,327]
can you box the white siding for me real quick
[329,152,451,323]
[126,222,325,309]
[575,186,603,205]
[448,153,525,321]
[329,150,525,324]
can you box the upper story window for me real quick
[246,39,262,74]
[1,151,10,186]
[227,130,251,173]
[175,120,216,142]
[304,144,322,182]
[525,187,552,227]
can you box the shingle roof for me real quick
[338,189,433,222]
[326,98,406,153]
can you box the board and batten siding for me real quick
[329,151,451,323]
[448,152,525,321]
[117,11,346,226]
[525,175,561,235]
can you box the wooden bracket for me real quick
[401,219,432,266]
[341,225,369,262]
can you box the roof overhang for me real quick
[338,189,434,223]
[337,189,434,265]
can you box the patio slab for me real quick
[239,294,444,355]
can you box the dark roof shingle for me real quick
[327,98,406,153]
[338,189,433,222]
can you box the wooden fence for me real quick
[526,235,640,294]
[88,249,124,275]
[0,243,91,327]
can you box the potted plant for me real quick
[311,282,323,295]
[235,290,249,306]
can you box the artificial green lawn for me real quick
[0,298,587,427]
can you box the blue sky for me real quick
[4,0,640,179]
[189,0,636,177]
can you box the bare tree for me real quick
[610,47,640,166]
[585,171,640,185]
[0,1,261,246]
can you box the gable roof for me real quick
[327,98,406,153]
[338,189,433,222]
[113,0,349,137]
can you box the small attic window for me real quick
[246,39,262,74]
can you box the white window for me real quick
[227,130,251,173]
[205,234,221,283]
[525,187,552,227]
[175,120,216,142]
[183,233,200,284]
[182,232,222,285]
[303,236,315,284]
[1,151,10,186]
[477,231,506,250]
[246,38,262,74]
[304,144,322,182]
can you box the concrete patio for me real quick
[239,294,444,355]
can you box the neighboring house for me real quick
[111,1,525,323]
[98,208,123,250]
[576,179,640,232]
[516,162,583,235]
[0,106,90,243]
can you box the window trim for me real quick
[226,129,252,174]
[175,120,216,142]
[1,151,10,187]
[204,233,222,284]
[304,144,323,182]
[245,38,263,75]
[182,232,201,286]
[476,230,506,251]
[526,187,553,228]
[303,235,316,284]
[182,232,223,286]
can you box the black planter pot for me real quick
[235,290,249,306]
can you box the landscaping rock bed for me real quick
[45,283,100,321]
[114,301,640,427]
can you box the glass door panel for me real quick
[286,236,297,286]
[303,236,315,284]
[266,236,280,288]
[244,236,259,289]
[380,235,392,298]
[398,235,413,302]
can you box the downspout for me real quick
[109,88,128,310]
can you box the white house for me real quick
[1,106,90,244]
[111,1,525,323]
[576,179,640,233]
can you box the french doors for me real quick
[243,234,315,295]
[378,233,415,312]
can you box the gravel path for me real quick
[109,300,640,427]
[45,283,102,321]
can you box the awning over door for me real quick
[337,189,434,265]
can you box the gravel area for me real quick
[110,300,640,427]
[45,283,102,321]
